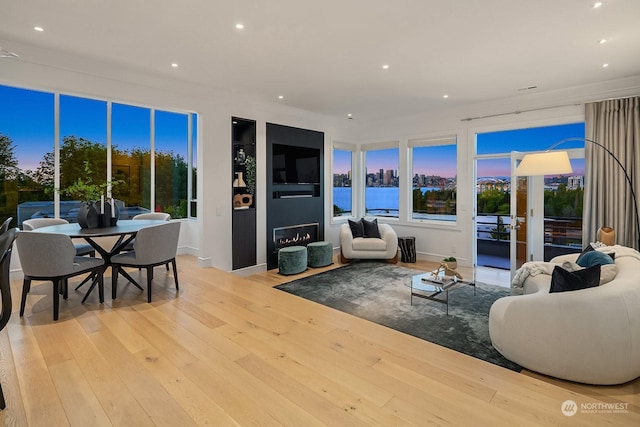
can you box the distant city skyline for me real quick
[334,122,585,178]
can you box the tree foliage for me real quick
[413,188,456,215]
[0,133,18,181]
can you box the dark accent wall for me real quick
[266,123,324,269]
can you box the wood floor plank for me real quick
[0,254,636,426]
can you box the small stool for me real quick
[398,236,416,263]
[278,246,308,275]
[307,241,333,267]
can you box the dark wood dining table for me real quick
[34,219,167,300]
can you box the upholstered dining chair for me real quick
[0,217,12,235]
[22,218,96,257]
[121,212,172,265]
[110,221,180,303]
[0,227,18,410]
[132,212,171,221]
[16,232,106,321]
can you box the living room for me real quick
[1,1,640,425]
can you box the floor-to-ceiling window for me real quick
[0,84,197,227]
[154,110,189,218]
[364,143,399,218]
[0,86,54,227]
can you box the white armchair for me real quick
[340,223,398,263]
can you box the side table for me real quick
[398,236,416,263]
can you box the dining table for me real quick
[33,219,167,300]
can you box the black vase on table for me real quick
[77,202,100,229]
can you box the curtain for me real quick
[584,96,640,250]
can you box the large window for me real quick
[0,84,197,227]
[332,145,353,218]
[155,110,189,218]
[364,145,399,218]
[0,86,53,227]
[411,137,457,221]
[112,103,151,212]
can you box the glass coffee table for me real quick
[410,270,476,315]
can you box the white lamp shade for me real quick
[514,151,573,176]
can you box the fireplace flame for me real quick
[278,232,311,245]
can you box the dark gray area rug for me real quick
[275,261,521,372]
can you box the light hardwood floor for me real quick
[0,255,637,426]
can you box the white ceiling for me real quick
[2,0,640,122]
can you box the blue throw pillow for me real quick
[576,251,614,268]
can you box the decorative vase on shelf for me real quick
[233,172,247,188]
[235,148,246,165]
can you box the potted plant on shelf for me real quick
[442,256,457,270]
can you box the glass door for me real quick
[509,152,546,278]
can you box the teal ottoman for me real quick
[278,246,307,275]
[307,241,333,267]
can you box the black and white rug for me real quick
[275,261,521,371]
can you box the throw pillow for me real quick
[576,251,614,268]
[348,219,364,238]
[549,264,601,293]
[575,244,595,264]
[362,218,381,239]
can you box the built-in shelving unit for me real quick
[232,117,257,270]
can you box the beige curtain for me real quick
[584,96,640,250]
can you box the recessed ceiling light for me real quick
[593,2,603,8]
[171,63,178,68]
[603,63,609,68]
[235,23,244,30]
[278,95,284,99]
[34,26,44,32]
[443,94,449,99]
[598,38,607,44]
[382,64,389,70]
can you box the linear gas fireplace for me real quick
[273,223,319,251]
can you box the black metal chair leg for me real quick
[98,268,104,303]
[0,382,5,410]
[20,279,31,317]
[112,266,119,300]
[53,280,60,321]
[172,259,179,290]
[147,267,153,303]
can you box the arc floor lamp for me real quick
[514,137,640,250]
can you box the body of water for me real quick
[333,187,455,220]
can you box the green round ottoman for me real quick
[307,241,333,267]
[278,246,307,275]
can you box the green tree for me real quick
[0,133,18,181]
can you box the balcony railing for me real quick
[477,213,582,267]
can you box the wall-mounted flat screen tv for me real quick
[272,144,320,184]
